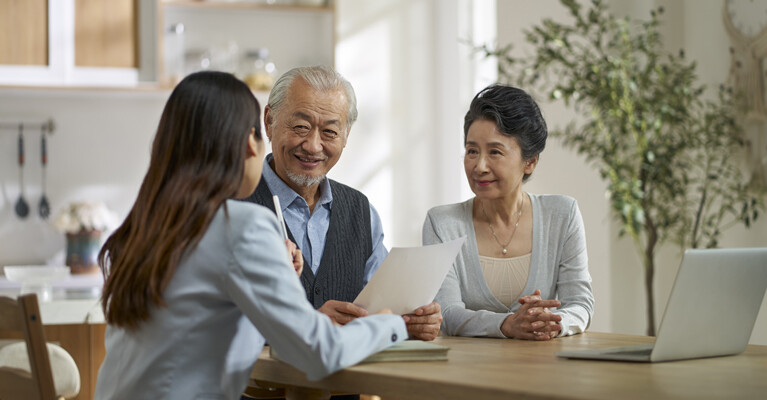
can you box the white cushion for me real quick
[0,341,81,398]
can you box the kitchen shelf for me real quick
[162,0,333,12]
[0,84,168,93]
[157,0,335,87]
[0,84,271,102]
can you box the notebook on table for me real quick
[556,247,767,362]
[269,340,449,364]
[360,340,449,363]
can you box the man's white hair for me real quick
[267,65,358,135]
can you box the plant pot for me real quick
[65,230,102,274]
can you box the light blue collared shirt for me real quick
[261,154,387,285]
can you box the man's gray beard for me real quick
[286,169,325,187]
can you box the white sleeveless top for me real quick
[479,253,532,308]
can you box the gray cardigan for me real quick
[422,194,594,338]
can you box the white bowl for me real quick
[3,266,71,302]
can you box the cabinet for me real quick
[75,0,139,69]
[0,0,140,87]
[0,0,48,66]
[157,0,335,89]
[0,0,335,90]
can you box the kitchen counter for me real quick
[38,298,105,324]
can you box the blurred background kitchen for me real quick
[1,0,766,343]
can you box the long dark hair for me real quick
[100,71,261,328]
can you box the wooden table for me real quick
[249,332,767,399]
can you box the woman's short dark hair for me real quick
[464,84,547,180]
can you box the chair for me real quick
[0,294,78,400]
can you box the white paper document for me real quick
[353,237,466,315]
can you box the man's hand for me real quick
[402,302,442,341]
[318,300,368,325]
[284,239,303,277]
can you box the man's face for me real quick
[266,78,349,193]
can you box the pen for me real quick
[272,195,289,241]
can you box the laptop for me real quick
[556,247,767,362]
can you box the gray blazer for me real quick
[422,194,594,338]
[95,200,406,400]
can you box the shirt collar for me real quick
[262,153,333,211]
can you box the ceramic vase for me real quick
[65,230,102,274]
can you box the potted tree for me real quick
[481,0,763,335]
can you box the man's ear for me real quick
[342,125,351,148]
[264,106,273,142]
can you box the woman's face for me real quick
[236,128,266,199]
[464,119,537,199]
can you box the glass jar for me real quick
[164,23,185,86]
[211,40,240,74]
[184,48,211,76]
[241,48,276,91]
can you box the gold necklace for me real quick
[480,197,523,255]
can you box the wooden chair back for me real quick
[0,294,57,400]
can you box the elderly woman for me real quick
[422,84,594,340]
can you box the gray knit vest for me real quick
[243,178,372,308]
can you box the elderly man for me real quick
[244,65,441,341]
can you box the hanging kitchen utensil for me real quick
[15,125,30,218]
[39,126,50,219]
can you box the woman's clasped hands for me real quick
[501,289,562,340]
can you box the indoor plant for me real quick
[480,0,763,335]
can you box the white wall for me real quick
[0,89,168,264]
[333,0,481,248]
[676,0,767,345]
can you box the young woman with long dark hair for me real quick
[94,71,406,400]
